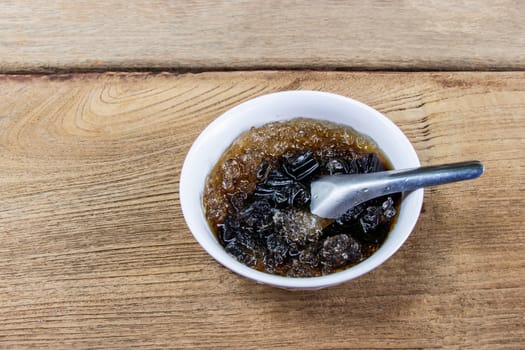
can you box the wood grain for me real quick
[0,71,524,349]
[1,1,525,73]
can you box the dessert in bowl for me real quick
[179,91,423,289]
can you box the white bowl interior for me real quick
[180,91,423,289]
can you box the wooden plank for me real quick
[0,71,523,349]
[1,1,525,72]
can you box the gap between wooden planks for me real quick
[0,71,523,349]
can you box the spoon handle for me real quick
[382,160,484,192]
[310,161,484,219]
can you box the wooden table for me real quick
[1,2,524,349]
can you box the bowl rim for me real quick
[179,90,423,289]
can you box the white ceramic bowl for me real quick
[180,91,423,289]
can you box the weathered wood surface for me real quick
[0,72,523,349]
[1,1,525,73]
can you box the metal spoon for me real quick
[310,160,484,219]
